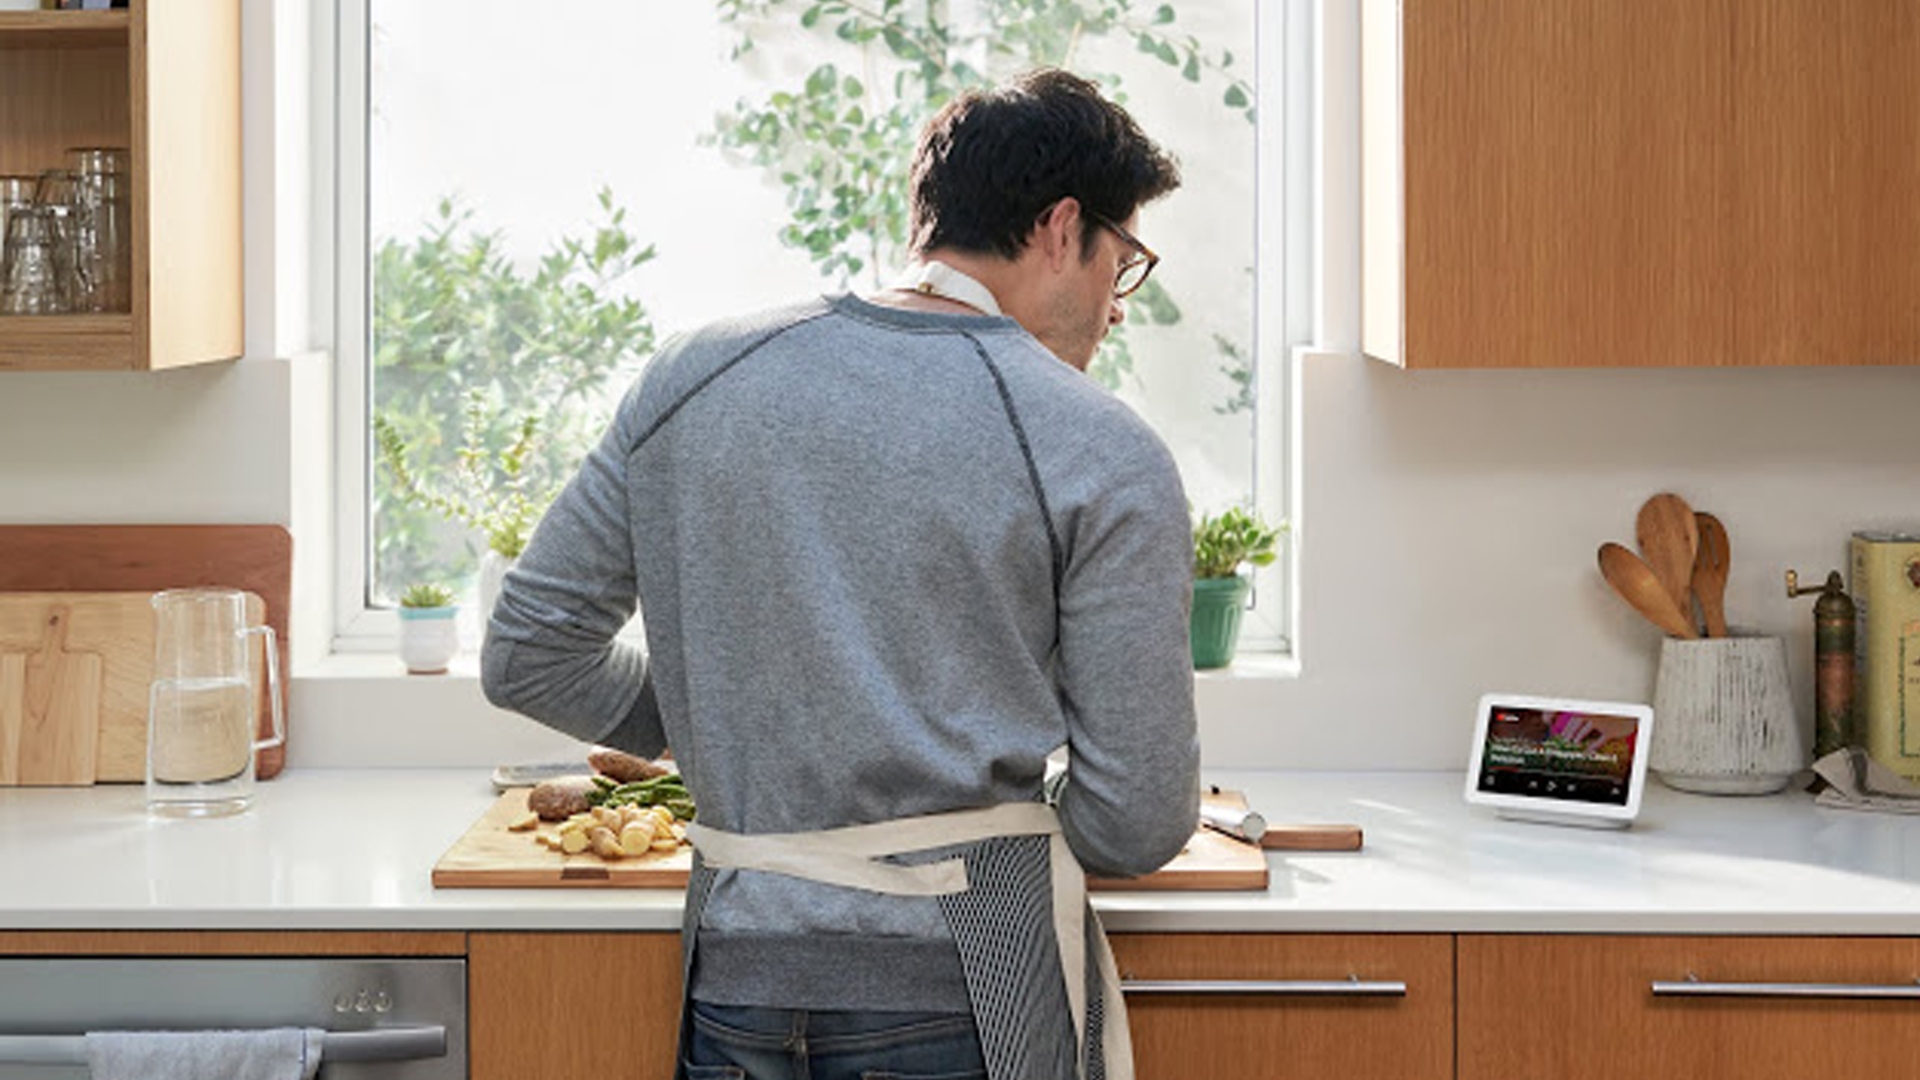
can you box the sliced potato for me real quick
[588,826,623,859]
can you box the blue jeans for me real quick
[683,1000,987,1080]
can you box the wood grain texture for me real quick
[135,0,242,370]
[0,527,292,779]
[1599,541,1700,639]
[0,15,134,371]
[1112,933,1453,1080]
[1400,0,1920,368]
[0,930,466,956]
[470,932,682,1080]
[0,654,22,785]
[1727,2,1920,366]
[1692,512,1732,638]
[0,1,240,372]
[0,314,136,371]
[433,789,693,889]
[1460,935,1920,1080]
[435,790,1270,892]
[1636,492,1700,617]
[12,606,100,786]
[0,591,267,782]
[0,10,128,44]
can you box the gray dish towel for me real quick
[85,1028,323,1080]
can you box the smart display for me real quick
[1463,693,1654,828]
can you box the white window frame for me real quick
[329,0,1312,659]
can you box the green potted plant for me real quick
[374,386,561,619]
[1190,506,1285,669]
[396,583,459,674]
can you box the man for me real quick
[483,67,1198,1080]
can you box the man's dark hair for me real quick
[908,68,1181,260]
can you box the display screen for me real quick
[1475,705,1639,806]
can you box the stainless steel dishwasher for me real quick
[0,957,465,1079]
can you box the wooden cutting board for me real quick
[433,789,1271,891]
[0,591,267,785]
[0,526,291,780]
[433,789,693,888]
[0,606,102,785]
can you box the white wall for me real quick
[1244,357,1920,770]
[2,1,1916,773]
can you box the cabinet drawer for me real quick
[1460,935,1920,1080]
[1110,933,1451,1080]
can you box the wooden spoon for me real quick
[1691,512,1731,637]
[1635,493,1698,615]
[1598,542,1700,639]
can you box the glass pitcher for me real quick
[147,589,285,818]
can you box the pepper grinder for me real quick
[1785,569,1856,760]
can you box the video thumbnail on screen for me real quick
[1476,705,1638,806]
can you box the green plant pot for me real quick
[1190,575,1250,670]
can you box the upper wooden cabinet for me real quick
[1364,0,1920,368]
[0,1,241,372]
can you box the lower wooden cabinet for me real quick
[1459,935,1920,1080]
[18,929,1920,1079]
[469,932,684,1080]
[1111,933,1454,1080]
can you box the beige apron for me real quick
[682,802,1133,1080]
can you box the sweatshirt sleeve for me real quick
[479,383,667,756]
[1050,435,1201,879]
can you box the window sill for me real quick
[287,647,1298,771]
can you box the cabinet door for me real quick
[470,932,683,1080]
[1110,933,1452,1080]
[1379,0,1920,369]
[1460,935,1920,1079]
[0,3,241,372]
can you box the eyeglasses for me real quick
[1088,211,1159,299]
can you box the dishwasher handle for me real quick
[0,1025,447,1066]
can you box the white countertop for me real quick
[3,769,1918,935]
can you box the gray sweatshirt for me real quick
[482,293,1199,1013]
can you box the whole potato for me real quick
[526,776,596,821]
[588,748,671,783]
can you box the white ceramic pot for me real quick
[1651,633,1805,794]
[397,606,459,675]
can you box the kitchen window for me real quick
[333,0,1310,655]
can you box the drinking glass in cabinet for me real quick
[71,170,130,312]
[1,207,70,316]
[69,147,128,179]
[0,176,33,300]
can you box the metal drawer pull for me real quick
[1652,973,1920,1000]
[1121,976,1407,997]
[0,1025,447,1065]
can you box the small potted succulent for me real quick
[397,583,459,675]
[1190,506,1284,669]
[374,387,559,620]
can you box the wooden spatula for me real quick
[1598,542,1699,639]
[13,606,102,786]
[1691,512,1731,638]
[1635,493,1699,616]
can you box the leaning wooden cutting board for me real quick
[0,526,292,780]
[0,606,103,786]
[434,789,1270,891]
[0,591,267,785]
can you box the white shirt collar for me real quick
[891,259,1004,317]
